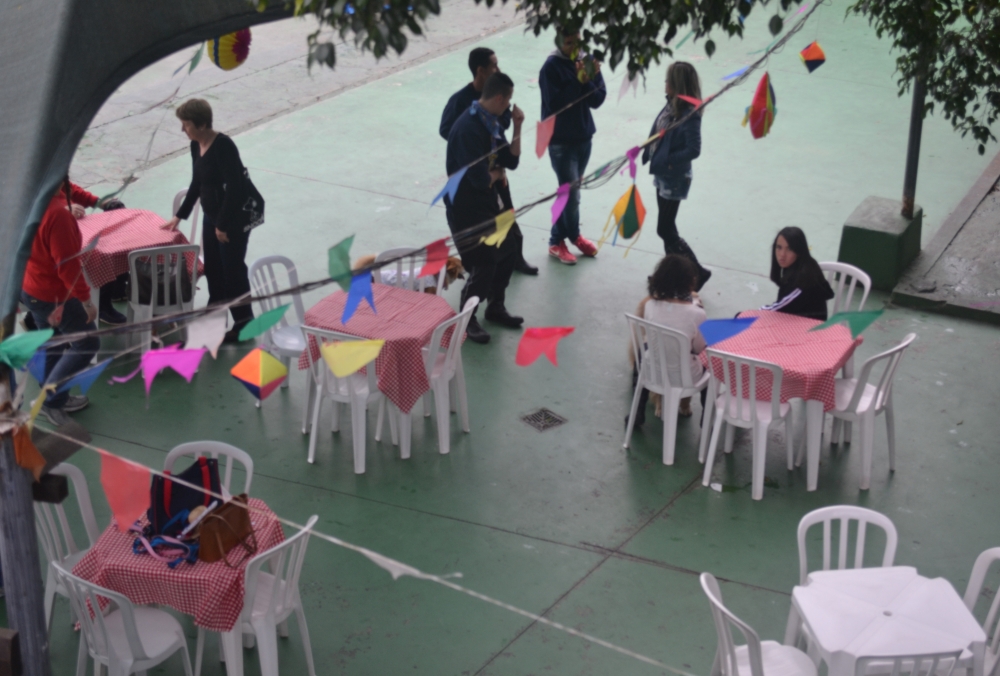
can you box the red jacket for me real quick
[22,193,91,303]
[60,183,99,209]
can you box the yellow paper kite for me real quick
[319,340,384,378]
[482,210,516,247]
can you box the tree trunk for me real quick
[901,76,927,220]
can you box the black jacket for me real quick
[439,83,512,140]
[539,51,606,145]
[176,134,245,235]
[762,276,836,320]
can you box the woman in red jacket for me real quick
[20,179,101,425]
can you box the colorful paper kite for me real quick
[515,327,575,367]
[207,29,251,71]
[799,41,826,73]
[742,72,777,139]
[612,185,646,239]
[231,348,288,401]
[536,116,556,158]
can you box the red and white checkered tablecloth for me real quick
[700,310,862,412]
[76,209,202,288]
[298,285,458,414]
[72,498,284,632]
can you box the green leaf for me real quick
[189,44,204,74]
[238,304,290,342]
[705,39,716,57]
[769,14,783,36]
[0,329,54,369]
[327,235,355,291]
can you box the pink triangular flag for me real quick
[419,238,449,279]
[99,450,150,532]
[141,344,207,395]
[515,327,575,367]
[625,146,642,179]
[535,116,556,159]
[551,184,572,225]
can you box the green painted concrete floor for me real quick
[19,5,1000,675]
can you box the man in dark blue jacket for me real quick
[445,73,525,344]
[539,27,606,265]
[440,48,538,276]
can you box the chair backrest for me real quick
[700,572,765,676]
[374,247,446,293]
[855,652,962,676]
[248,255,306,336]
[704,349,783,424]
[244,515,318,621]
[301,326,379,400]
[424,297,478,381]
[963,548,1000,673]
[172,189,201,247]
[625,313,698,391]
[845,333,916,414]
[52,561,149,662]
[128,244,201,313]
[34,463,100,568]
[164,441,254,497]
[820,262,871,315]
[797,505,898,584]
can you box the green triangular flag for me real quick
[809,310,883,338]
[328,235,355,291]
[238,304,290,342]
[0,329,54,369]
[189,43,204,74]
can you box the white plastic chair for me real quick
[172,189,201,250]
[248,256,308,412]
[820,262,871,316]
[855,653,962,676]
[127,244,200,352]
[164,441,254,498]
[797,506,898,585]
[825,333,916,490]
[701,350,794,500]
[623,313,711,465]
[374,246,447,294]
[52,561,195,676]
[34,463,100,634]
[302,327,386,473]
[701,572,817,676]
[962,548,1000,676]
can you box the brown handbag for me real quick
[197,494,258,567]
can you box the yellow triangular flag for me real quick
[320,340,385,378]
[27,385,55,432]
[483,210,516,247]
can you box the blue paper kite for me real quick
[431,167,468,206]
[699,318,757,346]
[342,272,376,324]
[55,359,112,394]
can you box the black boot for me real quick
[514,258,539,276]
[668,238,712,291]
[465,315,491,344]
[484,303,524,328]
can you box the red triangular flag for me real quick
[419,238,449,279]
[99,450,151,532]
[536,116,556,159]
[677,94,702,106]
[515,327,575,367]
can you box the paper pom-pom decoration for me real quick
[207,29,252,71]
[741,72,777,139]
[231,348,287,401]
[799,41,826,73]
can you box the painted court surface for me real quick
[16,3,1000,674]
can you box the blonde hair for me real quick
[175,98,213,129]
[667,62,702,117]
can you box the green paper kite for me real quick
[0,329,54,369]
[328,235,355,291]
[809,310,883,338]
[238,304,290,342]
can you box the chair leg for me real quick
[307,384,323,464]
[455,362,470,433]
[423,392,432,418]
[251,619,280,676]
[662,389,682,465]
[295,604,318,676]
[351,397,367,474]
[702,411,726,487]
[831,418,843,445]
[884,405,896,471]
[397,404,412,459]
[622,379,645,450]
[785,410,796,471]
[751,425,769,500]
[281,357,291,388]
[432,381,451,455]
[194,628,204,676]
[75,631,87,676]
[277,619,289,638]
[697,382,715,464]
[388,401,399,446]
[859,411,875,490]
[450,378,458,413]
[724,424,735,454]
[843,421,853,445]
[330,401,341,433]
[375,399,385,442]
[179,639,194,676]
[44,567,56,635]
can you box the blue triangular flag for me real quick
[721,66,749,80]
[26,349,47,384]
[55,359,112,395]
[342,273,376,324]
[699,317,757,346]
[431,166,468,206]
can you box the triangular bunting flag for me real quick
[431,166,468,206]
[55,359,111,395]
[185,310,228,358]
[99,449,151,532]
[551,184,572,225]
[625,146,641,179]
[0,329,54,369]
[231,348,288,400]
[13,426,46,481]
[238,304,290,342]
[137,345,207,396]
[342,273,376,324]
[320,339,384,378]
[699,318,757,346]
[809,310,883,338]
[328,235,355,291]
[27,385,54,431]
[26,349,47,384]
[677,95,703,107]
[419,238,450,279]
[515,327,575,367]
[535,116,556,159]
[484,210,516,247]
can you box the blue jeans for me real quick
[548,140,592,246]
[20,293,100,409]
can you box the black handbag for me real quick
[226,168,265,234]
[147,457,222,537]
[135,255,193,305]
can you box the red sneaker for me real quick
[548,242,577,265]
[573,236,598,257]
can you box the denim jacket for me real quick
[644,107,702,194]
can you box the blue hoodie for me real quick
[539,50,606,145]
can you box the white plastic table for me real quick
[785,567,986,676]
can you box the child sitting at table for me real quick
[762,226,834,320]
[629,255,708,428]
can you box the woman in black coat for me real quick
[762,226,835,320]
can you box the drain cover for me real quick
[521,408,567,432]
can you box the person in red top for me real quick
[20,178,102,425]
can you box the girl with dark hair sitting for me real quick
[761,226,834,320]
[629,255,708,428]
